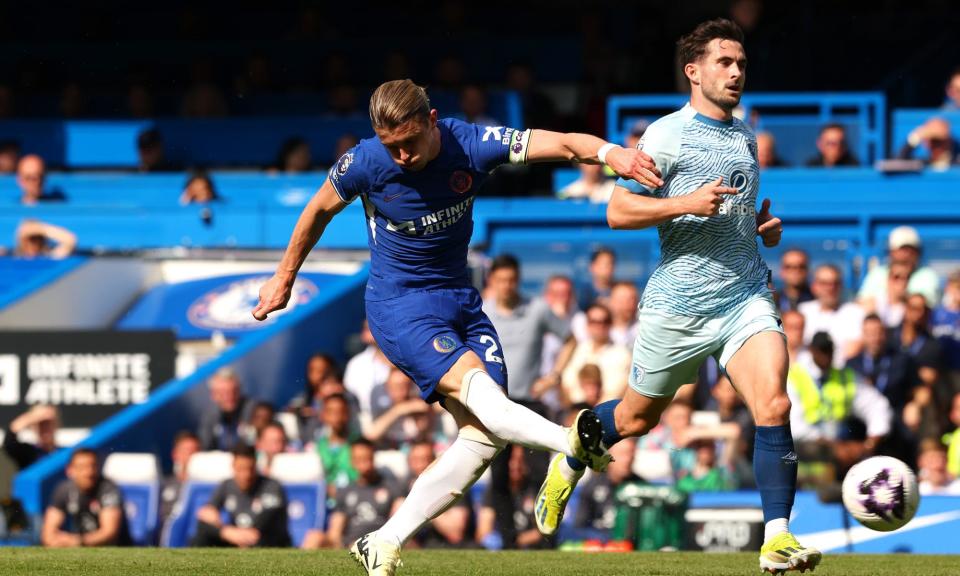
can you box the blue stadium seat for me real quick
[102,453,160,547]
[283,483,326,548]
[160,482,218,548]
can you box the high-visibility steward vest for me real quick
[943,428,960,478]
[788,365,856,424]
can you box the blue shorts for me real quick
[365,287,508,403]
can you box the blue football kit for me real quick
[328,118,531,402]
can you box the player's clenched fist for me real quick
[252,274,293,321]
[605,146,664,189]
[682,177,739,217]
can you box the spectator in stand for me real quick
[574,439,638,534]
[577,247,616,310]
[15,220,77,259]
[402,441,473,548]
[343,319,393,418]
[285,353,341,429]
[898,117,959,170]
[478,445,548,550]
[932,272,960,396]
[571,281,639,346]
[846,314,919,463]
[306,439,402,549]
[756,131,787,168]
[799,264,865,366]
[917,439,960,495]
[860,261,911,328]
[181,81,228,117]
[458,84,500,126]
[637,400,697,479]
[572,364,604,410]
[197,368,255,451]
[16,155,65,204]
[308,393,359,495]
[805,124,859,167]
[327,84,362,118]
[42,449,131,547]
[3,405,58,472]
[0,140,20,173]
[127,84,154,118]
[505,62,557,129]
[239,400,276,445]
[623,119,649,151]
[676,438,736,492]
[180,171,219,205]
[943,67,960,111]
[944,392,960,478]
[255,422,288,476]
[557,303,631,404]
[274,137,312,173]
[558,162,615,203]
[365,368,427,449]
[160,431,201,528]
[783,309,809,366]
[892,294,942,438]
[193,444,291,548]
[859,226,941,309]
[787,332,892,474]
[433,55,466,91]
[774,249,814,313]
[539,274,578,384]
[482,254,572,403]
[137,128,176,172]
[332,134,359,167]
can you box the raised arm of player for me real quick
[524,130,663,189]
[252,180,347,321]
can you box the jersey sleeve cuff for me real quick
[508,129,532,165]
[328,177,357,204]
[616,176,655,195]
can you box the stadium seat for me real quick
[632,449,673,484]
[271,453,325,548]
[102,453,160,546]
[274,413,301,444]
[160,451,233,547]
[373,450,409,481]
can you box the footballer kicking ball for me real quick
[841,456,919,532]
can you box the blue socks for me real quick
[754,424,798,524]
[566,399,623,471]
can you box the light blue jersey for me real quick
[618,104,769,317]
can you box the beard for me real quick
[702,82,742,111]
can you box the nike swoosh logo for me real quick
[383,192,403,202]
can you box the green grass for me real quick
[0,548,954,575]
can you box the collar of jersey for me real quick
[693,112,734,128]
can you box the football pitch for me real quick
[0,548,955,576]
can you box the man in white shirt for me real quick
[559,303,630,403]
[858,226,941,309]
[798,264,865,366]
[343,319,393,418]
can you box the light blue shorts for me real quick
[629,293,784,398]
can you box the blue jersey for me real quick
[328,118,530,300]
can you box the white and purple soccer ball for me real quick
[841,456,919,532]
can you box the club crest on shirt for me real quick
[631,363,645,384]
[433,335,457,353]
[450,170,473,194]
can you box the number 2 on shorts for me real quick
[478,334,504,364]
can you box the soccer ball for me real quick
[841,456,919,532]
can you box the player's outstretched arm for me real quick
[524,129,663,189]
[607,177,739,230]
[252,180,347,321]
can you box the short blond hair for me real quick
[369,79,430,130]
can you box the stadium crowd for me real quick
[6,226,959,549]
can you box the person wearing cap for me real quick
[786,331,892,474]
[858,226,941,310]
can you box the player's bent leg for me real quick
[353,403,504,575]
[537,389,675,537]
[439,352,609,468]
[725,329,819,572]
